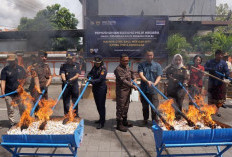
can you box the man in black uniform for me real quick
[1,54,26,127]
[87,55,107,129]
[60,52,81,116]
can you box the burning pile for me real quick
[7,119,80,135]
[7,80,79,134]
[158,95,220,130]
[159,120,221,131]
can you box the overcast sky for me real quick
[217,0,232,8]
[0,0,83,29]
[0,0,232,30]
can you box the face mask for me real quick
[9,61,16,67]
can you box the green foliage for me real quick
[18,4,78,31]
[192,34,212,53]
[167,34,192,57]
[167,32,232,61]
[17,4,79,50]
[211,32,232,53]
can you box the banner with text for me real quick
[85,16,168,58]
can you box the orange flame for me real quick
[185,105,201,123]
[186,95,217,126]
[17,84,35,128]
[158,99,175,125]
[35,98,56,122]
[64,104,76,123]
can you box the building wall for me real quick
[0,40,27,52]
[83,0,216,21]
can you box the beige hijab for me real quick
[172,54,184,69]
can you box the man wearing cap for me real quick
[114,54,137,132]
[87,55,107,129]
[1,54,26,127]
[60,51,81,116]
[30,51,52,112]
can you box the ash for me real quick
[7,120,79,135]
[160,120,222,130]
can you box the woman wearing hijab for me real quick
[188,55,205,105]
[166,54,188,120]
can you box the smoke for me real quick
[0,0,45,28]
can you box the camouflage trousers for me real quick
[116,89,131,121]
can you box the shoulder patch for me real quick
[101,69,105,75]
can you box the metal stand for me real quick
[1,120,84,157]
[1,143,78,157]
[156,142,232,157]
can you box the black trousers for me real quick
[140,93,159,121]
[62,83,79,115]
[93,85,107,124]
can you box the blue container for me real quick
[152,122,232,157]
[1,119,84,157]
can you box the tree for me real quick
[216,3,230,21]
[18,4,79,50]
[167,34,192,57]
[192,32,232,58]
[192,34,212,53]
[215,3,232,33]
[211,32,232,53]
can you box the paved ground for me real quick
[1,85,232,157]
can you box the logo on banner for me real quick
[96,21,101,25]
[156,20,166,25]
[90,48,99,54]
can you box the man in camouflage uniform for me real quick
[26,55,37,93]
[114,54,137,132]
[30,51,52,112]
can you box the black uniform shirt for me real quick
[1,65,26,93]
[87,65,107,86]
[60,62,81,83]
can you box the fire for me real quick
[185,105,201,123]
[158,99,175,125]
[64,104,76,123]
[186,95,217,126]
[35,98,56,122]
[17,84,35,128]
[16,83,56,129]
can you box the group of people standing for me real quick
[0,51,80,127]
[0,49,230,132]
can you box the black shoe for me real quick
[94,120,100,124]
[96,123,104,129]
[222,104,227,108]
[217,113,221,117]
[122,121,133,127]
[139,120,148,127]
